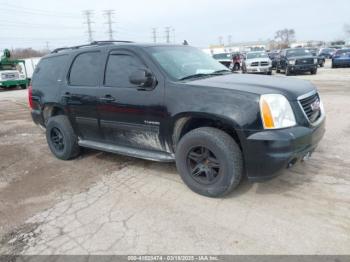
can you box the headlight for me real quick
[314,58,317,64]
[260,94,296,129]
[288,60,295,65]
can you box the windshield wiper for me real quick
[179,70,231,81]
[179,73,212,81]
[212,69,231,74]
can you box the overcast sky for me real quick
[0,0,349,50]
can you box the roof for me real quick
[50,41,184,54]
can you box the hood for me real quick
[287,55,315,60]
[185,73,316,100]
[246,57,271,63]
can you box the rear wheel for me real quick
[320,61,325,67]
[20,84,27,89]
[175,127,243,197]
[46,115,80,160]
[310,68,317,75]
[233,63,240,71]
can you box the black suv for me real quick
[276,48,318,75]
[29,41,326,197]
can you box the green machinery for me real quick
[0,49,28,89]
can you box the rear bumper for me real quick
[332,59,350,66]
[243,118,326,181]
[31,110,45,127]
[287,64,317,72]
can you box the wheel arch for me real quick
[42,103,66,125]
[171,112,244,152]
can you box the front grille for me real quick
[295,58,313,65]
[251,62,259,66]
[299,92,321,123]
[260,61,269,66]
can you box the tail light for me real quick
[28,85,34,109]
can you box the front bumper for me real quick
[243,118,325,181]
[287,64,317,72]
[0,79,28,88]
[246,66,272,73]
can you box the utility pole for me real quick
[165,26,171,43]
[83,10,94,42]
[219,36,223,46]
[45,41,50,51]
[152,28,157,43]
[172,28,175,43]
[228,35,232,46]
[104,10,115,40]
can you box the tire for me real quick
[20,84,27,89]
[276,65,280,73]
[267,71,272,75]
[320,61,324,67]
[46,115,80,160]
[175,127,243,197]
[332,63,336,68]
[285,67,291,76]
[310,68,317,75]
[234,63,240,71]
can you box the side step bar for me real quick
[78,140,175,162]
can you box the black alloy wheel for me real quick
[50,127,65,152]
[186,146,221,185]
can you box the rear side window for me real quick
[69,52,101,86]
[32,55,67,87]
[104,54,145,87]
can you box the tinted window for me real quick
[69,52,101,86]
[32,55,67,87]
[105,54,145,87]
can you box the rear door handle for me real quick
[99,95,116,102]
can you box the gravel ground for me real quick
[0,61,349,254]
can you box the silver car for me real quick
[242,51,272,75]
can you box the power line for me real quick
[83,10,94,43]
[104,10,115,40]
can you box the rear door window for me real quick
[32,55,68,87]
[69,51,102,86]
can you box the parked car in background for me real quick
[276,48,318,75]
[242,51,272,74]
[319,48,336,59]
[306,48,325,67]
[212,53,232,68]
[331,48,350,68]
[268,51,280,69]
[29,41,325,197]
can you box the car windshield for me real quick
[148,46,229,80]
[321,48,334,53]
[213,53,232,60]
[336,49,350,55]
[246,52,268,59]
[286,49,311,57]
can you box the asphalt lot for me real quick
[0,61,350,254]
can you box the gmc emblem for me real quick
[311,99,320,111]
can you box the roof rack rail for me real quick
[51,40,133,53]
[90,40,134,45]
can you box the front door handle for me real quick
[99,95,116,102]
[61,92,71,99]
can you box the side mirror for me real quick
[129,69,155,89]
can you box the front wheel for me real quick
[46,115,80,160]
[285,67,291,76]
[175,127,243,197]
[310,68,317,75]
